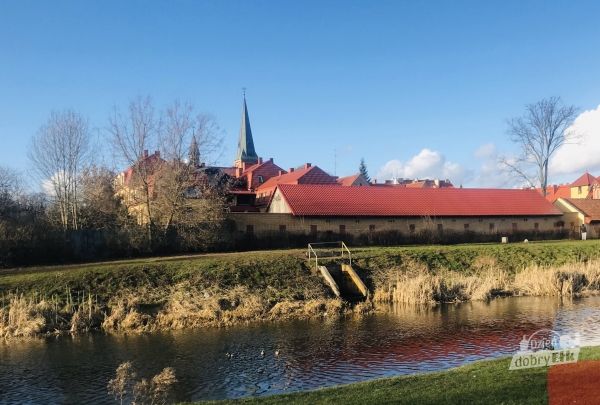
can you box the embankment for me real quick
[2,240,600,338]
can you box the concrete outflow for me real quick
[308,242,368,301]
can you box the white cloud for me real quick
[550,104,600,177]
[467,143,519,188]
[474,143,496,159]
[376,148,468,185]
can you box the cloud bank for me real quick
[376,148,468,185]
[551,104,600,177]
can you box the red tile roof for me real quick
[275,185,562,217]
[571,172,598,187]
[240,159,284,190]
[539,185,571,202]
[256,164,337,193]
[337,173,370,186]
[337,174,361,186]
[563,199,600,223]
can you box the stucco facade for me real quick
[229,212,567,237]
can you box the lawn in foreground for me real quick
[201,346,600,405]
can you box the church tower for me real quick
[234,94,259,169]
[188,134,200,168]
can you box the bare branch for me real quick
[506,97,578,195]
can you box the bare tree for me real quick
[503,97,578,195]
[155,101,224,231]
[109,96,160,243]
[29,110,90,230]
[79,165,129,229]
[0,166,22,200]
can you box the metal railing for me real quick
[307,241,352,271]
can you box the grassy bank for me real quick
[201,346,600,405]
[2,240,600,338]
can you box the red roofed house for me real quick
[540,172,600,202]
[337,173,370,187]
[569,172,599,199]
[114,150,166,223]
[541,184,572,202]
[555,198,600,236]
[230,184,566,238]
[255,163,338,202]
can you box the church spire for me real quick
[235,93,258,165]
[189,134,200,167]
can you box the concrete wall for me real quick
[228,212,569,237]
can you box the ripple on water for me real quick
[2,296,600,403]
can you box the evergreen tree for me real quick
[359,158,371,182]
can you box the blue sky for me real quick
[2,0,600,188]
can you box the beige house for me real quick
[555,198,600,236]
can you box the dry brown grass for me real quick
[514,261,600,296]
[0,296,46,338]
[107,361,177,405]
[372,258,600,305]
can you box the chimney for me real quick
[258,157,263,164]
[278,170,283,176]
[154,150,160,157]
[269,158,273,162]
[289,167,294,173]
[242,162,246,171]
[143,150,149,158]
[305,163,312,169]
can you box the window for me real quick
[310,225,317,235]
[339,225,346,235]
[258,175,264,184]
[437,224,443,232]
[409,224,416,233]
[489,223,495,231]
[578,186,582,195]
[246,225,254,235]
[512,223,518,232]
[369,224,376,232]
[523,218,528,222]
[534,223,539,230]
[279,224,286,233]
[464,223,469,230]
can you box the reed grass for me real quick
[372,258,600,305]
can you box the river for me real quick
[2,296,600,404]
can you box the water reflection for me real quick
[1,296,600,404]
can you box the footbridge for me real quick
[307,242,369,301]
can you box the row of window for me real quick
[245,222,550,234]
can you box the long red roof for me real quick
[275,184,562,217]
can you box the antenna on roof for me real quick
[334,148,337,176]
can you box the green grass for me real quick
[2,240,600,305]
[198,346,600,405]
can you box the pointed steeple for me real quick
[189,135,200,167]
[235,94,258,165]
